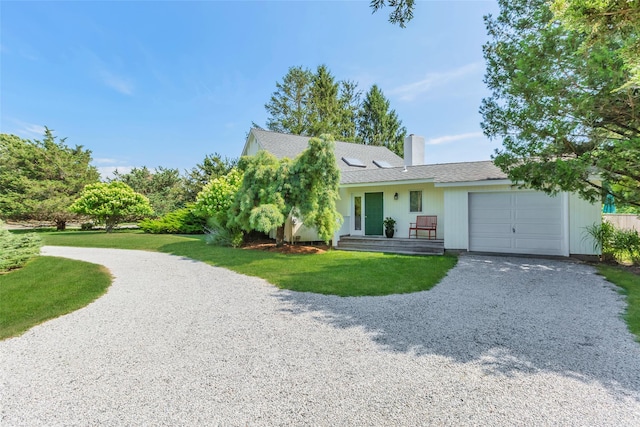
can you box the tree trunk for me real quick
[56,220,66,231]
[275,225,285,247]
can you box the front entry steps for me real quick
[336,236,444,255]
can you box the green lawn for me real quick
[42,230,457,296]
[597,265,640,341]
[0,256,111,339]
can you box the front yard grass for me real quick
[0,256,111,339]
[597,265,640,341]
[42,230,457,296]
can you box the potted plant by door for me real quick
[383,217,396,238]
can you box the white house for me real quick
[242,128,601,257]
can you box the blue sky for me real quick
[1,0,500,178]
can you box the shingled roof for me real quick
[246,128,404,172]
[341,161,508,185]
[245,128,507,185]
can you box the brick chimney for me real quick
[404,134,425,166]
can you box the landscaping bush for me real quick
[204,218,244,247]
[80,222,94,231]
[0,220,42,272]
[584,220,640,263]
[138,207,207,234]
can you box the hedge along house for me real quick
[242,128,601,257]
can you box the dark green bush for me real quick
[138,207,206,234]
[0,221,42,272]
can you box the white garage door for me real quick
[469,192,566,256]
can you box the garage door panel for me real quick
[473,223,513,234]
[472,237,514,250]
[512,225,562,240]
[515,192,560,206]
[474,192,512,207]
[515,238,563,251]
[470,209,512,220]
[515,209,562,220]
[469,192,566,256]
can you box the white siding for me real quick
[569,192,601,255]
[243,135,260,156]
[339,184,445,239]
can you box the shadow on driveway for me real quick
[273,254,640,400]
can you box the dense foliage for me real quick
[229,134,342,246]
[138,206,207,234]
[550,0,640,89]
[584,221,640,263]
[193,169,243,225]
[481,0,639,207]
[70,182,153,232]
[184,153,238,201]
[0,220,42,273]
[0,129,100,230]
[357,84,407,155]
[110,166,187,216]
[263,65,406,155]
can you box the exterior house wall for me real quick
[243,135,260,156]
[443,186,600,255]
[340,183,445,239]
[569,193,601,254]
[269,215,324,243]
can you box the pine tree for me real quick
[357,85,407,156]
[308,65,342,136]
[264,66,313,135]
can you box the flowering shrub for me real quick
[193,169,242,225]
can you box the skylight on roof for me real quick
[342,157,366,167]
[373,160,393,168]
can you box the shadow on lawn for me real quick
[272,255,640,401]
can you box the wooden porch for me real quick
[336,235,444,255]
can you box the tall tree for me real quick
[357,84,407,156]
[110,166,186,216]
[337,80,362,142]
[263,65,367,141]
[308,65,342,136]
[481,0,640,207]
[550,0,640,89]
[0,128,100,230]
[264,66,313,135]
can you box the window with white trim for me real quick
[410,190,423,212]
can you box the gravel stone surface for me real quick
[2,246,640,426]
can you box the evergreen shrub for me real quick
[138,207,206,234]
[0,221,42,272]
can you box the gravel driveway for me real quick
[2,246,640,426]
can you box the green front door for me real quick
[365,192,384,235]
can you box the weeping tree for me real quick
[229,134,342,246]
